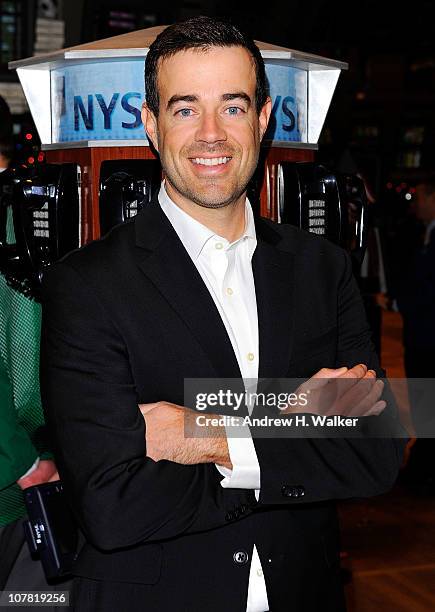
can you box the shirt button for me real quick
[247,352,255,362]
[256,568,263,577]
[215,242,223,250]
[226,287,233,295]
[233,550,249,565]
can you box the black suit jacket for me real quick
[40,195,405,612]
[396,228,435,354]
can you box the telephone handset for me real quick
[0,164,33,297]
[0,163,81,300]
[99,159,161,236]
[337,172,369,267]
[276,162,368,263]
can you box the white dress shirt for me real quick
[159,182,269,612]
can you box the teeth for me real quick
[191,157,231,166]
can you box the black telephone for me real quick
[0,163,81,300]
[99,159,161,236]
[276,162,368,265]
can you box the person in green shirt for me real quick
[0,132,69,604]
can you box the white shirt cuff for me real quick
[19,457,40,480]
[215,418,260,499]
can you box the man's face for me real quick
[142,46,271,209]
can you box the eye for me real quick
[225,106,244,116]
[175,108,193,118]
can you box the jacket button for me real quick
[233,550,249,565]
[282,485,305,498]
[282,485,295,497]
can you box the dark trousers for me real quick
[403,347,435,482]
[0,519,72,611]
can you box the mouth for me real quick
[190,156,232,167]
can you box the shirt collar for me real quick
[158,180,256,261]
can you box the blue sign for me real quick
[50,58,307,145]
[264,63,307,143]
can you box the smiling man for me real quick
[144,44,268,218]
[40,16,405,612]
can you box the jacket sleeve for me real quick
[40,262,256,551]
[252,249,408,506]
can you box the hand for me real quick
[16,459,60,490]
[139,401,232,468]
[285,364,386,417]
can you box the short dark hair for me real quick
[0,138,13,162]
[145,16,268,117]
[0,95,13,142]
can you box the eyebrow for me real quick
[221,92,251,106]
[166,95,198,111]
[166,92,252,111]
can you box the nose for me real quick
[195,111,227,145]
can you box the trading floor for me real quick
[342,311,435,612]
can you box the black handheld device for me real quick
[23,481,79,581]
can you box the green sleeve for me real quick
[0,272,54,487]
[0,358,39,490]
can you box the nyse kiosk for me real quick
[9,26,348,253]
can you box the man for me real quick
[397,175,435,493]
[40,17,405,612]
[398,175,435,377]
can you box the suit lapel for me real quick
[134,198,297,383]
[134,198,242,381]
[253,218,296,380]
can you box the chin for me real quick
[187,184,239,209]
[192,195,235,209]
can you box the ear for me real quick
[141,102,159,152]
[258,97,272,141]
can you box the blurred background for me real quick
[2,0,435,188]
[1,2,435,611]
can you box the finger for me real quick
[364,369,376,378]
[138,402,160,415]
[363,400,386,416]
[298,367,348,395]
[347,379,385,417]
[321,365,365,409]
[327,372,379,416]
[326,376,375,416]
[311,367,348,379]
[337,364,368,379]
[331,364,369,405]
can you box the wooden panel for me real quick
[262,146,315,220]
[46,144,314,241]
[46,146,160,242]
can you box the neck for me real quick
[164,181,247,242]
